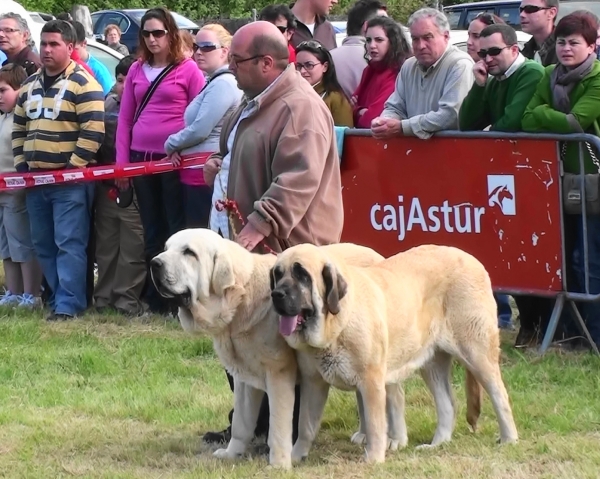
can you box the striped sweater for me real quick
[12,60,105,171]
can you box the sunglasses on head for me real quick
[193,42,221,53]
[141,29,168,38]
[475,12,497,25]
[276,25,288,34]
[297,40,324,50]
[519,5,551,14]
[477,46,511,58]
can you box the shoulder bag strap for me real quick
[201,69,233,93]
[133,62,177,125]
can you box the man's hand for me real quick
[473,61,489,87]
[170,151,182,167]
[371,117,402,139]
[236,222,265,251]
[203,156,223,187]
[350,95,357,108]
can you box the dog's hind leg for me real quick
[214,380,264,460]
[350,390,367,445]
[386,382,408,450]
[417,351,456,448]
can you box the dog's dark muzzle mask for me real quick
[271,279,313,337]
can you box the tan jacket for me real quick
[314,82,354,127]
[217,66,344,252]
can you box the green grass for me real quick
[0,308,598,478]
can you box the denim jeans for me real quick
[26,183,92,316]
[570,214,600,345]
[183,184,212,228]
[130,151,185,314]
[495,293,513,328]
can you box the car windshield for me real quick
[128,9,198,28]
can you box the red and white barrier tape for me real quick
[0,153,213,192]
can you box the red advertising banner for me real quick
[340,135,563,294]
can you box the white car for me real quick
[87,38,124,82]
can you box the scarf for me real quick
[551,54,595,114]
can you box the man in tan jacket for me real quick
[203,20,343,447]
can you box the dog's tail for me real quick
[465,370,482,432]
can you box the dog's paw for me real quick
[415,443,437,451]
[387,436,408,451]
[351,431,367,445]
[213,448,241,460]
[497,435,519,445]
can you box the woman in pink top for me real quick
[116,7,204,315]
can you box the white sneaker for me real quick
[17,293,42,309]
[0,290,20,307]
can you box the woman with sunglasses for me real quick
[164,24,243,228]
[352,16,412,129]
[467,13,505,62]
[295,40,353,127]
[116,7,205,315]
[522,12,600,351]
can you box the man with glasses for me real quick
[259,4,298,63]
[201,20,343,449]
[460,24,544,131]
[0,13,41,76]
[520,0,559,65]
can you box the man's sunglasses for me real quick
[193,42,221,53]
[141,29,168,38]
[276,25,288,34]
[477,46,511,58]
[519,5,551,14]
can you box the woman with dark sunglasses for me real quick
[295,40,353,126]
[116,7,205,315]
[467,13,505,62]
[352,16,412,129]
[164,24,243,229]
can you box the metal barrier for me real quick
[339,129,600,355]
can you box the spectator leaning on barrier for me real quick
[0,63,42,309]
[467,13,506,62]
[520,0,558,66]
[12,20,105,321]
[165,24,243,229]
[330,0,388,99]
[522,11,600,351]
[259,4,298,63]
[295,40,353,126]
[104,24,129,56]
[0,13,41,76]
[371,8,475,140]
[116,7,204,316]
[72,21,114,96]
[460,24,545,132]
[290,0,338,50]
[94,54,146,317]
[352,16,411,129]
[202,21,343,445]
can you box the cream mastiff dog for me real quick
[149,228,383,469]
[270,243,518,463]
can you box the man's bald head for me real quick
[233,21,289,70]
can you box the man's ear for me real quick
[211,251,235,296]
[322,263,347,315]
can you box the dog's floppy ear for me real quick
[322,263,347,315]
[211,251,235,296]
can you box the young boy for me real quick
[94,55,146,316]
[0,63,42,308]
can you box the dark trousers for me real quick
[225,370,301,443]
[183,184,212,228]
[131,151,185,314]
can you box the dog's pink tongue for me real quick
[279,315,299,336]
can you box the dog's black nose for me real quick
[151,257,163,268]
[271,289,286,300]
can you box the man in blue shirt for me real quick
[71,20,113,96]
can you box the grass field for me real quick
[0,308,599,479]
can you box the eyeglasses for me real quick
[477,46,511,58]
[276,25,288,34]
[474,12,497,25]
[519,5,551,14]
[194,42,221,53]
[228,54,266,67]
[141,29,168,39]
[295,61,322,71]
[0,27,20,34]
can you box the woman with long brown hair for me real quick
[116,7,204,315]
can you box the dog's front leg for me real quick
[358,375,387,463]
[350,390,367,445]
[214,379,263,460]
[265,368,297,469]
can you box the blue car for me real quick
[91,9,200,54]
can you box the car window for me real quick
[88,44,119,82]
[94,12,131,35]
[445,10,462,29]
[498,6,521,28]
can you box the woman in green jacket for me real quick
[295,40,354,127]
[522,11,600,351]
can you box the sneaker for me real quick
[514,327,538,348]
[0,290,20,307]
[46,312,74,322]
[17,293,42,309]
[202,426,231,444]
